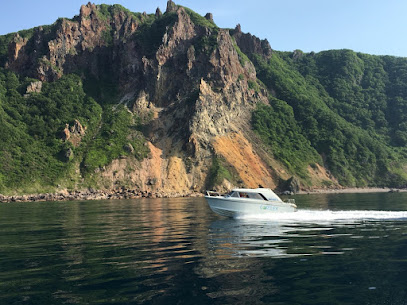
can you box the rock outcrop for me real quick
[25,81,42,95]
[61,120,86,147]
[166,0,178,13]
[205,13,214,22]
[7,2,140,81]
[232,24,272,60]
[2,1,318,196]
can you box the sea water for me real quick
[0,192,406,304]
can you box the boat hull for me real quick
[205,196,296,218]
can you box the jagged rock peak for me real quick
[261,39,272,56]
[232,26,272,59]
[205,13,213,22]
[166,0,178,13]
[80,2,97,18]
[155,7,162,18]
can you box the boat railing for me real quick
[284,198,296,204]
[205,191,221,197]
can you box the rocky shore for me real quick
[0,189,204,203]
[1,187,406,203]
[298,187,407,194]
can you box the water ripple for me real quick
[1,196,407,304]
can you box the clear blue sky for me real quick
[1,0,406,57]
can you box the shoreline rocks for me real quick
[2,187,405,203]
[297,187,407,195]
[0,189,204,203]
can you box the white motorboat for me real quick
[205,188,297,218]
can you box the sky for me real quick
[1,0,406,57]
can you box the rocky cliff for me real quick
[0,1,360,196]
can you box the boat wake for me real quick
[236,209,407,223]
[210,209,407,258]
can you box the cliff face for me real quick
[7,3,139,81]
[1,2,332,195]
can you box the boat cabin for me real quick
[227,191,267,200]
[226,188,283,202]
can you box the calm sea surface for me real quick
[1,193,407,305]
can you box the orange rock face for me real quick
[212,133,276,189]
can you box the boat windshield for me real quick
[247,192,267,200]
[234,192,267,200]
[226,191,239,198]
[226,191,268,200]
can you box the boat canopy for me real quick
[230,188,282,202]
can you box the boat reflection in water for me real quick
[208,218,301,258]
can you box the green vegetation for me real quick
[0,70,149,194]
[232,38,250,66]
[248,79,260,92]
[180,6,218,29]
[0,33,14,66]
[206,156,234,189]
[133,11,178,56]
[0,72,100,193]
[194,28,219,56]
[0,23,57,67]
[253,101,321,181]
[82,105,149,175]
[96,4,154,23]
[251,51,407,187]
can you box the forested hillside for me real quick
[1,1,407,197]
[0,71,148,193]
[250,50,407,187]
